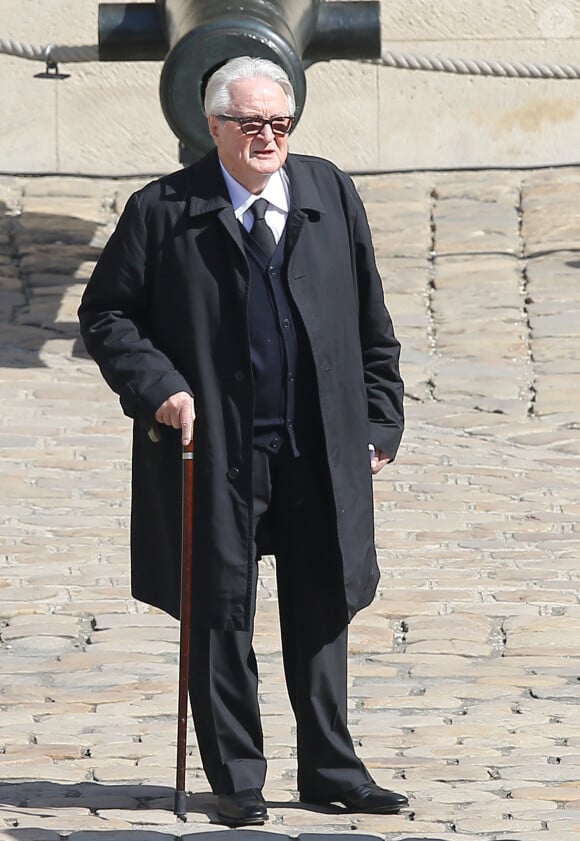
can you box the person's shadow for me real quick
[0,780,434,838]
[0,780,212,835]
[0,199,101,367]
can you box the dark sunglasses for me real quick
[217,115,295,136]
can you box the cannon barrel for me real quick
[98,1,380,158]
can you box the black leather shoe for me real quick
[300,782,408,814]
[217,788,268,826]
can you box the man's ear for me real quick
[207,115,220,142]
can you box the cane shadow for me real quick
[0,199,101,368]
[0,779,214,819]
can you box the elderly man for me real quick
[79,56,406,826]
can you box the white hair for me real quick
[204,56,296,116]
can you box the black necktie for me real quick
[250,198,276,258]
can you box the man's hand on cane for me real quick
[155,392,196,446]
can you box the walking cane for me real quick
[175,436,194,820]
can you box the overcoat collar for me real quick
[184,150,243,252]
[181,149,327,258]
[184,149,231,216]
[184,149,327,219]
[284,154,326,218]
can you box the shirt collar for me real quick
[219,162,289,221]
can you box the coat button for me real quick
[234,370,245,382]
[227,467,240,480]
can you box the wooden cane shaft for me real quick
[175,437,194,816]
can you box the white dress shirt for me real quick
[219,162,290,243]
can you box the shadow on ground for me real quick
[0,200,97,367]
[0,784,438,838]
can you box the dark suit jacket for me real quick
[78,149,404,630]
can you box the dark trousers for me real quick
[188,445,372,795]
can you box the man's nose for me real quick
[258,123,275,140]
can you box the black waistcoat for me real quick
[241,224,322,456]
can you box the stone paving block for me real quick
[525,258,580,301]
[534,382,580,414]
[20,179,109,199]
[455,816,545,833]
[500,763,580,783]
[15,218,102,251]
[2,614,81,639]
[376,257,430,294]
[0,832,61,841]
[61,833,173,840]
[17,245,100,277]
[355,171,432,202]
[433,199,519,255]
[92,612,176,630]
[405,613,494,643]
[0,756,81,783]
[4,744,88,762]
[510,783,580,801]
[471,834,578,841]
[529,335,580,364]
[90,626,178,644]
[25,816,136,832]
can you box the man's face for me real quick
[208,77,291,194]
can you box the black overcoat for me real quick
[78,149,404,630]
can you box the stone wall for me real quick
[1,0,580,174]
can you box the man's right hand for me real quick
[154,392,195,446]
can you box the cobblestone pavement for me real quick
[0,166,579,841]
